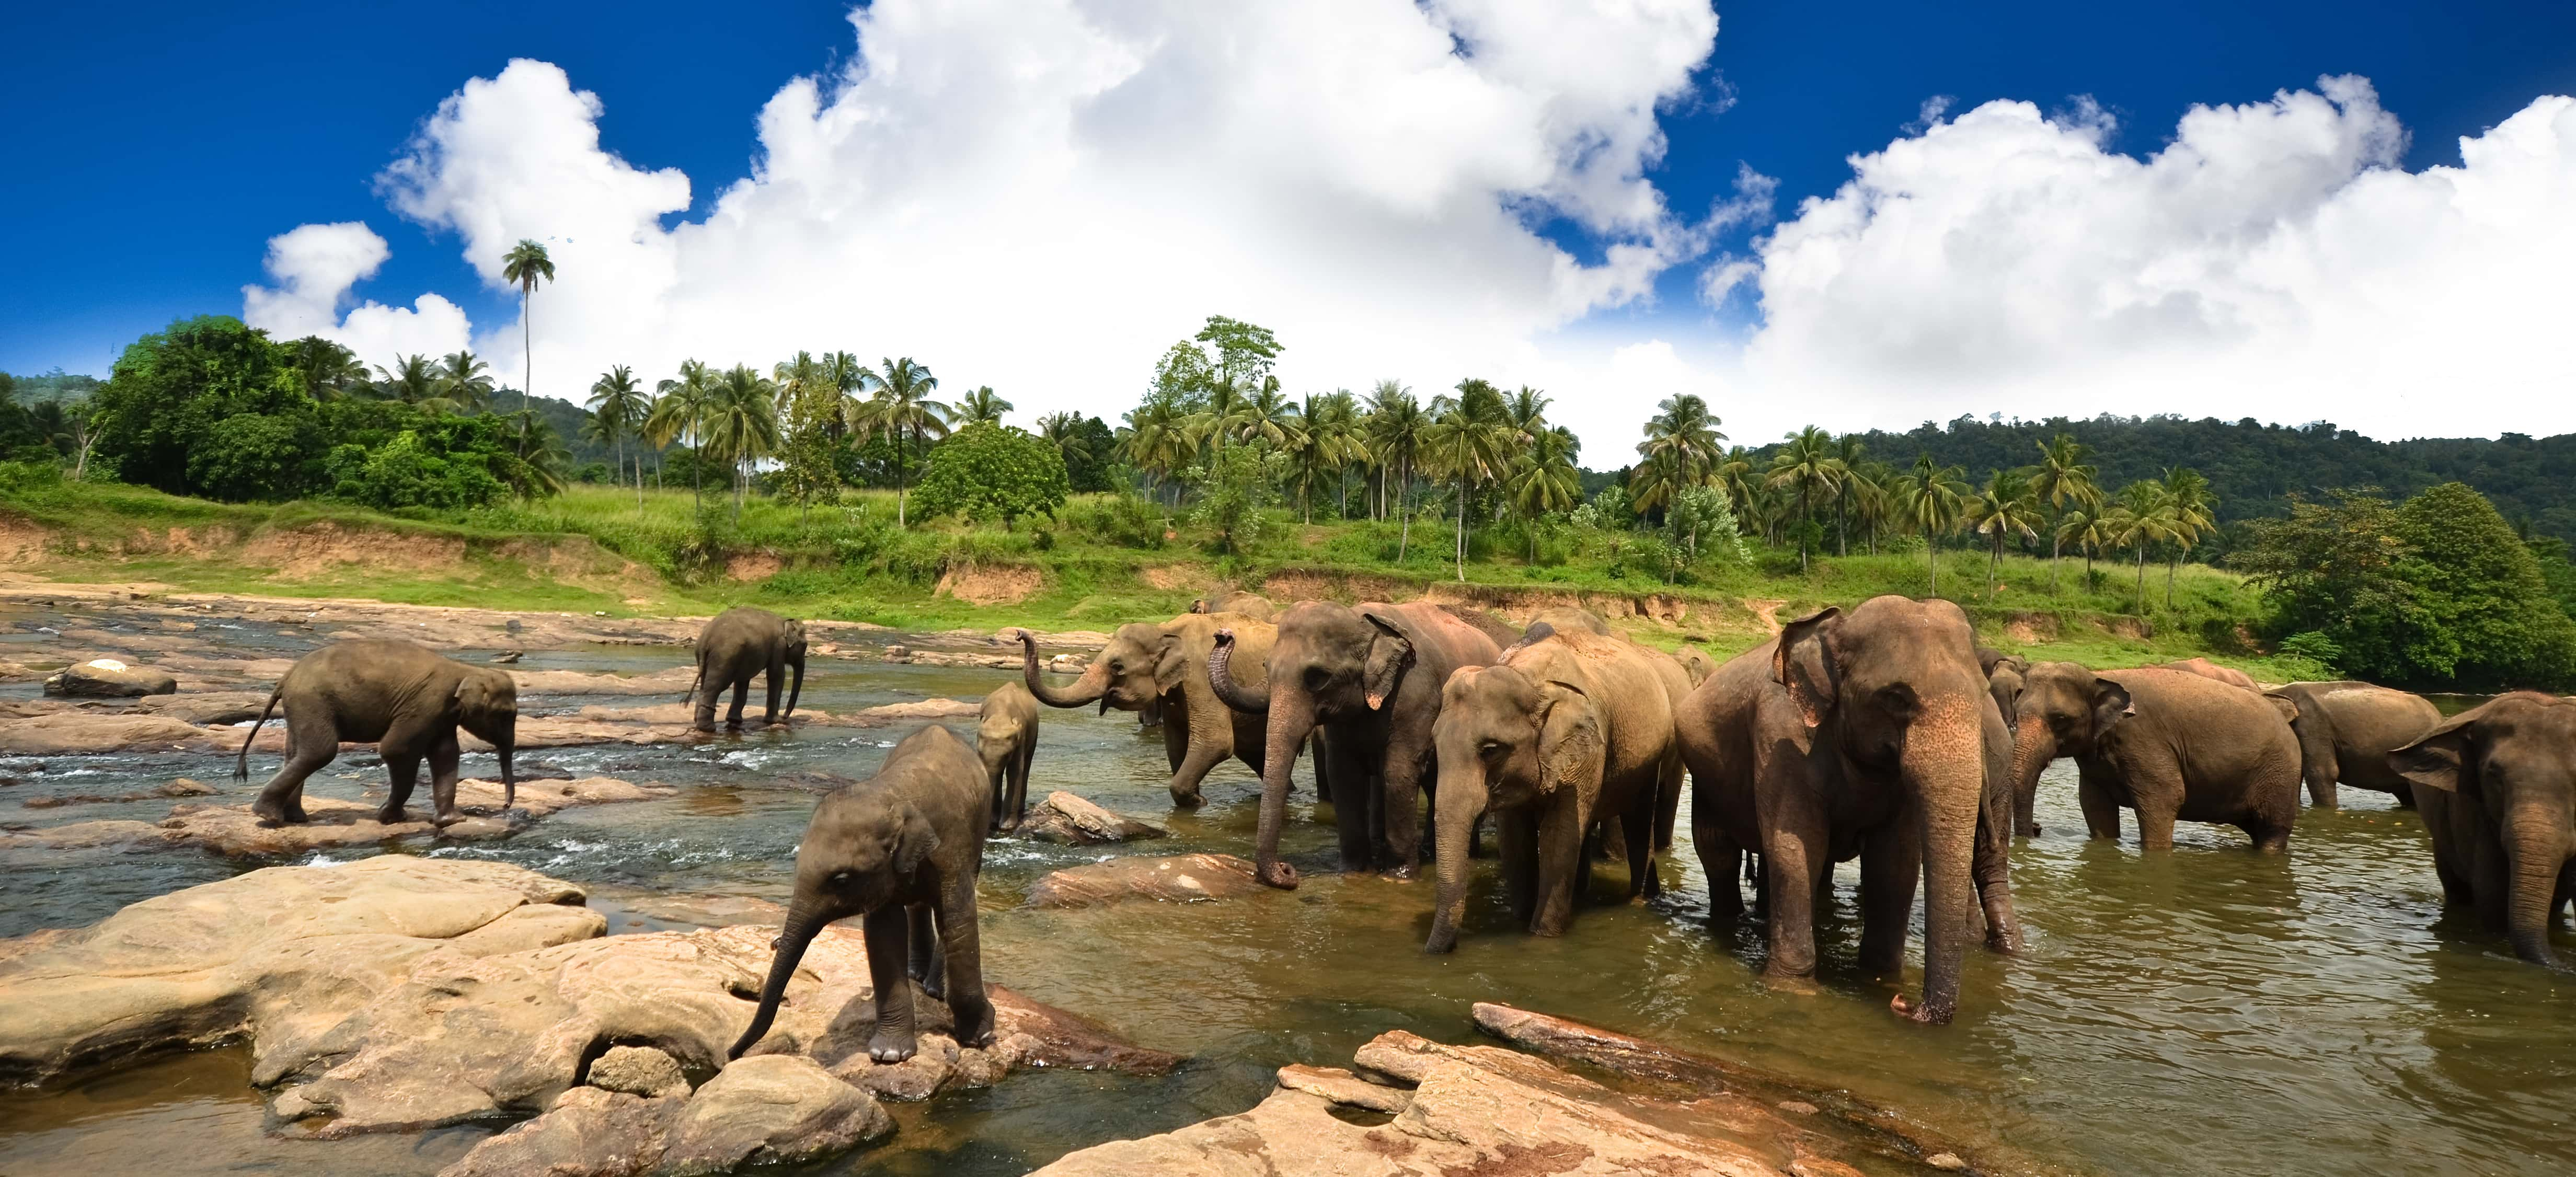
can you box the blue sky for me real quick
[4,2,2571,445]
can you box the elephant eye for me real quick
[1109,661,1124,675]
[829,869,855,886]
[1304,667,1330,691]
[1479,741,1506,758]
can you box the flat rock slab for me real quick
[1021,791,1168,845]
[1,777,673,857]
[44,661,178,697]
[1027,853,1266,908]
[511,666,699,696]
[0,712,218,755]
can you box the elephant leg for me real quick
[763,660,785,725]
[1325,738,1378,874]
[1530,795,1589,937]
[2077,772,2122,841]
[987,765,1009,833]
[2135,802,2179,852]
[907,904,946,1000]
[1693,799,1742,924]
[1376,730,1434,879]
[252,718,337,826]
[936,873,994,1047]
[1623,782,1659,901]
[426,728,465,826]
[1500,811,1539,926]
[862,906,919,1063]
[379,747,423,825]
[1165,738,1228,810]
[1652,754,1685,853]
[726,675,750,730]
[1857,824,1921,976]
[1974,812,2021,954]
[1009,743,1034,830]
[1162,703,1190,772]
[691,658,718,733]
[1762,822,1828,979]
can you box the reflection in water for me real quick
[2,639,2571,1175]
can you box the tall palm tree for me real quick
[500,240,554,412]
[821,351,866,442]
[1218,380,1296,449]
[1310,389,1364,516]
[439,350,497,416]
[374,354,444,409]
[1892,454,1970,597]
[2059,509,2114,586]
[953,386,1012,426]
[1711,445,1756,523]
[1278,398,1332,524]
[497,410,570,498]
[1766,425,1843,573]
[1424,379,1509,581]
[1510,426,1582,561]
[1501,386,1552,445]
[1830,434,1868,556]
[848,356,947,527]
[2029,434,2102,594]
[1635,394,1726,485]
[1626,450,1689,517]
[702,364,781,520]
[1366,382,1428,559]
[1118,394,1191,507]
[1036,411,1094,477]
[586,365,647,514]
[2159,467,2217,606]
[2105,480,2178,613]
[283,337,370,400]
[648,359,716,506]
[1966,468,2045,599]
[1847,460,1896,553]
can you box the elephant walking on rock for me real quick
[2391,692,2576,969]
[236,639,519,827]
[2267,680,2442,808]
[1014,614,1274,807]
[690,607,806,732]
[2009,663,2301,851]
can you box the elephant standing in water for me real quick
[2267,680,2442,808]
[1424,621,1688,951]
[978,680,1040,832]
[2156,657,2260,693]
[1014,615,1274,806]
[237,640,518,827]
[2009,663,2301,851]
[690,607,806,732]
[1978,649,2037,834]
[731,724,993,1062]
[1209,601,1514,887]
[1678,596,2019,1024]
[2391,693,2576,968]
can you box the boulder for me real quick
[42,659,178,698]
[1027,853,1265,908]
[880,644,912,664]
[438,1087,684,1177]
[1020,791,1168,845]
[0,712,211,755]
[17,778,216,809]
[0,777,673,857]
[587,1045,692,1099]
[134,690,273,725]
[656,1055,891,1175]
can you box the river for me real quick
[2,611,2570,1175]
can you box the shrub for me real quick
[910,423,1069,528]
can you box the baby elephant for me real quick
[236,640,518,827]
[692,606,807,732]
[730,724,994,1064]
[978,680,1041,832]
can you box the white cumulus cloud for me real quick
[241,221,474,369]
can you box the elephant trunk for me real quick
[1251,693,1316,889]
[1206,632,1268,713]
[2007,714,2055,837]
[1018,632,1111,709]
[1894,705,1985,1025]
[783,653,804,720]
[730,898,829,1058]
[1424,771,1486,952]
[497,720,516,810]
[2505,820,2568,970]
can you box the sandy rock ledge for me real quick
[3,776,673,856]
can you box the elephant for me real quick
[1189,591,1275,621]
[1424,620,1689,951]
[1015,614,1275,806]
[1209,600,1515,887]
[978,680,1041,832]
[690,607,807,732]
[1527,605,1614,636]
[2155,657,2259,693]
[1977,649,2035,833]
[1673,644,1719,687]
[236,639,518,827]
[2009,663,2301,852]
[2389,692,2576,969]
[1678,596,2019,1024]
[730,723,994,1062]
[2266,680,2442,808]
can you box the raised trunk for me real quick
[729,900,826,1058]
[1892,720,1985,1024]
[1251,694,1317,889]
[1018,634,1112,709]
[2506,826,2567,968]
[1424,776,1485,952]
[1205,634,1268,713]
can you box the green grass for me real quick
[1,479,2295,678]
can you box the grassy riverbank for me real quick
[1,479,2301,676]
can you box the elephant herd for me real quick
[234,594,2576,1043]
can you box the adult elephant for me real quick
[1015,615,1274,806]
[1189,591,1274,621]
[2267,680,2442,808]
[1673,644,1719,687]
[238,639,518,827]
[1678,596,2018,1024]
[690,607,806,732]
[2010,663,2299,851]
[2390,693,2576,968]
[1978,649,2037,835]
[2156,657,2259,693]
[1424,621,1688,951]
[1209,601,1513,887]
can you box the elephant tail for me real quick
[235,685,283,781]
[685,647,707,706]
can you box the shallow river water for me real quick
[3,618,2572,1175]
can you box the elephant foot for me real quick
[867,1026,919,1064]
[1890,991,1954,1025]
[376,805,409,825]
[251,799,298,828]
[1759,972,1821,997]
[1256,860,1301,890]
[951,999,995,1049]
[1168,790,1205,809]
[432,809,467,829]
[1381,863,1418,882]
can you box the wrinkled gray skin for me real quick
[691,607,806,732]
[2267,680,2442,808]
[238,639,517,827]
[1017,614,1273,806]
[1189,591,1275,621]
[1977,649,2037,835]
[2010,663,2300,852]
[978,680,1041,832]
[2391,693,2576,969]
[2156,657,2259,693]
[1425,621,1688,951]
[1678,596,2018,1024]
[1209,601,1514,887]
[730,724,993,1063]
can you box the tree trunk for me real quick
[895,423,908,528]
[521,289,532,414]
[1398,458,1412,562]
[1455,476,1468,581]
[1925,526,1938,597]
[2135,545,2148,612]
[2049,528,2063,594]
[2166,549,2181,607]
[1988,537,2000,599]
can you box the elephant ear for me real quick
[1151,631,1191,695]
[2389,712,2480,795]
[1537,681,1603,798]
[1772,607,1842,728]
[781,618,807,650]
[2089,677,2136,737]
[1499,621,1556,663]
[2262,694,2299,726]
[892,801,942,876]
[1360,611,1416,711]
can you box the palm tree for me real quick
[1626,450,1689,517]
[375,354,444,410]
[1847,460,1895,553]
[1635,394,1726,485]
[500,240,554,412]
[1766,425,1843,573]
[647,359,716,506]
[1892,454,1970,597]
[2029,434,2102,594]
[2059,509,2114,587]
[1118,394,1191,508]
[1220,379,1297,449]
[1036,411,1094,477]
[1424,379,1510,581]
[1510,425,1582,560]
[2104,480,2178,613]
[847,356,947,527]
[1712,445,1756,523]
[2159,467,2217,606]
[497,410,570,498]
[1310,389,1364,516]
[953,386,1012,426]
[283,337,369,400]
[1366,381,1428,559]
[1830,434,1867,555]
[1277,400,1330,524]
[703,364,781,520]
[1966,468,2045,599]
[586,365,647,514]
[439,350,497,415]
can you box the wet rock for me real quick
[657,1055,890,1175]
[832,1032,958,1101]
[0,777,673,857]
[17,778,215,809]
[983,985,1182,1076]
[1027,853,1264,908]
[1275,1064,1410,1113]
[1020,791,1167,845]
[1928,1153,1969,1171]
[588,1045,692,1099]
[0,857,596,1084]
[511,666,697,696]
[490,650,523,664]
[438,1086,683,1177]
[880,644,912,664]
[0,712,209,755]
[134,691,273,725]
[43,659,179,698]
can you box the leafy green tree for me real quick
[87,316,324,501]
[1117,393,1191,506]
[648,359,716,506]
[1664,483,1746,567]
[281,337,370,400]
[1509,426,1582,558]
[773,353,843,520]
[327,426,508,510]
[1185,439,1273,554]
[1635,394,1726,487]
[911,422,1070,528]
[497,410,570,499]
[2160,466,2217,605]
[1766,425,1843,572]
[1193,315,1282,391]
[1148,340,1218,412]
[1039,411,1118,493]
[848,356,948,527]
[376,354,444,409]
[2232,490,2424,679]
[1365,381,1427,556]
[439,351,496,415]
[501,240,554,411]
[2393,482,2576,689]
[2105,480,2178,612]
